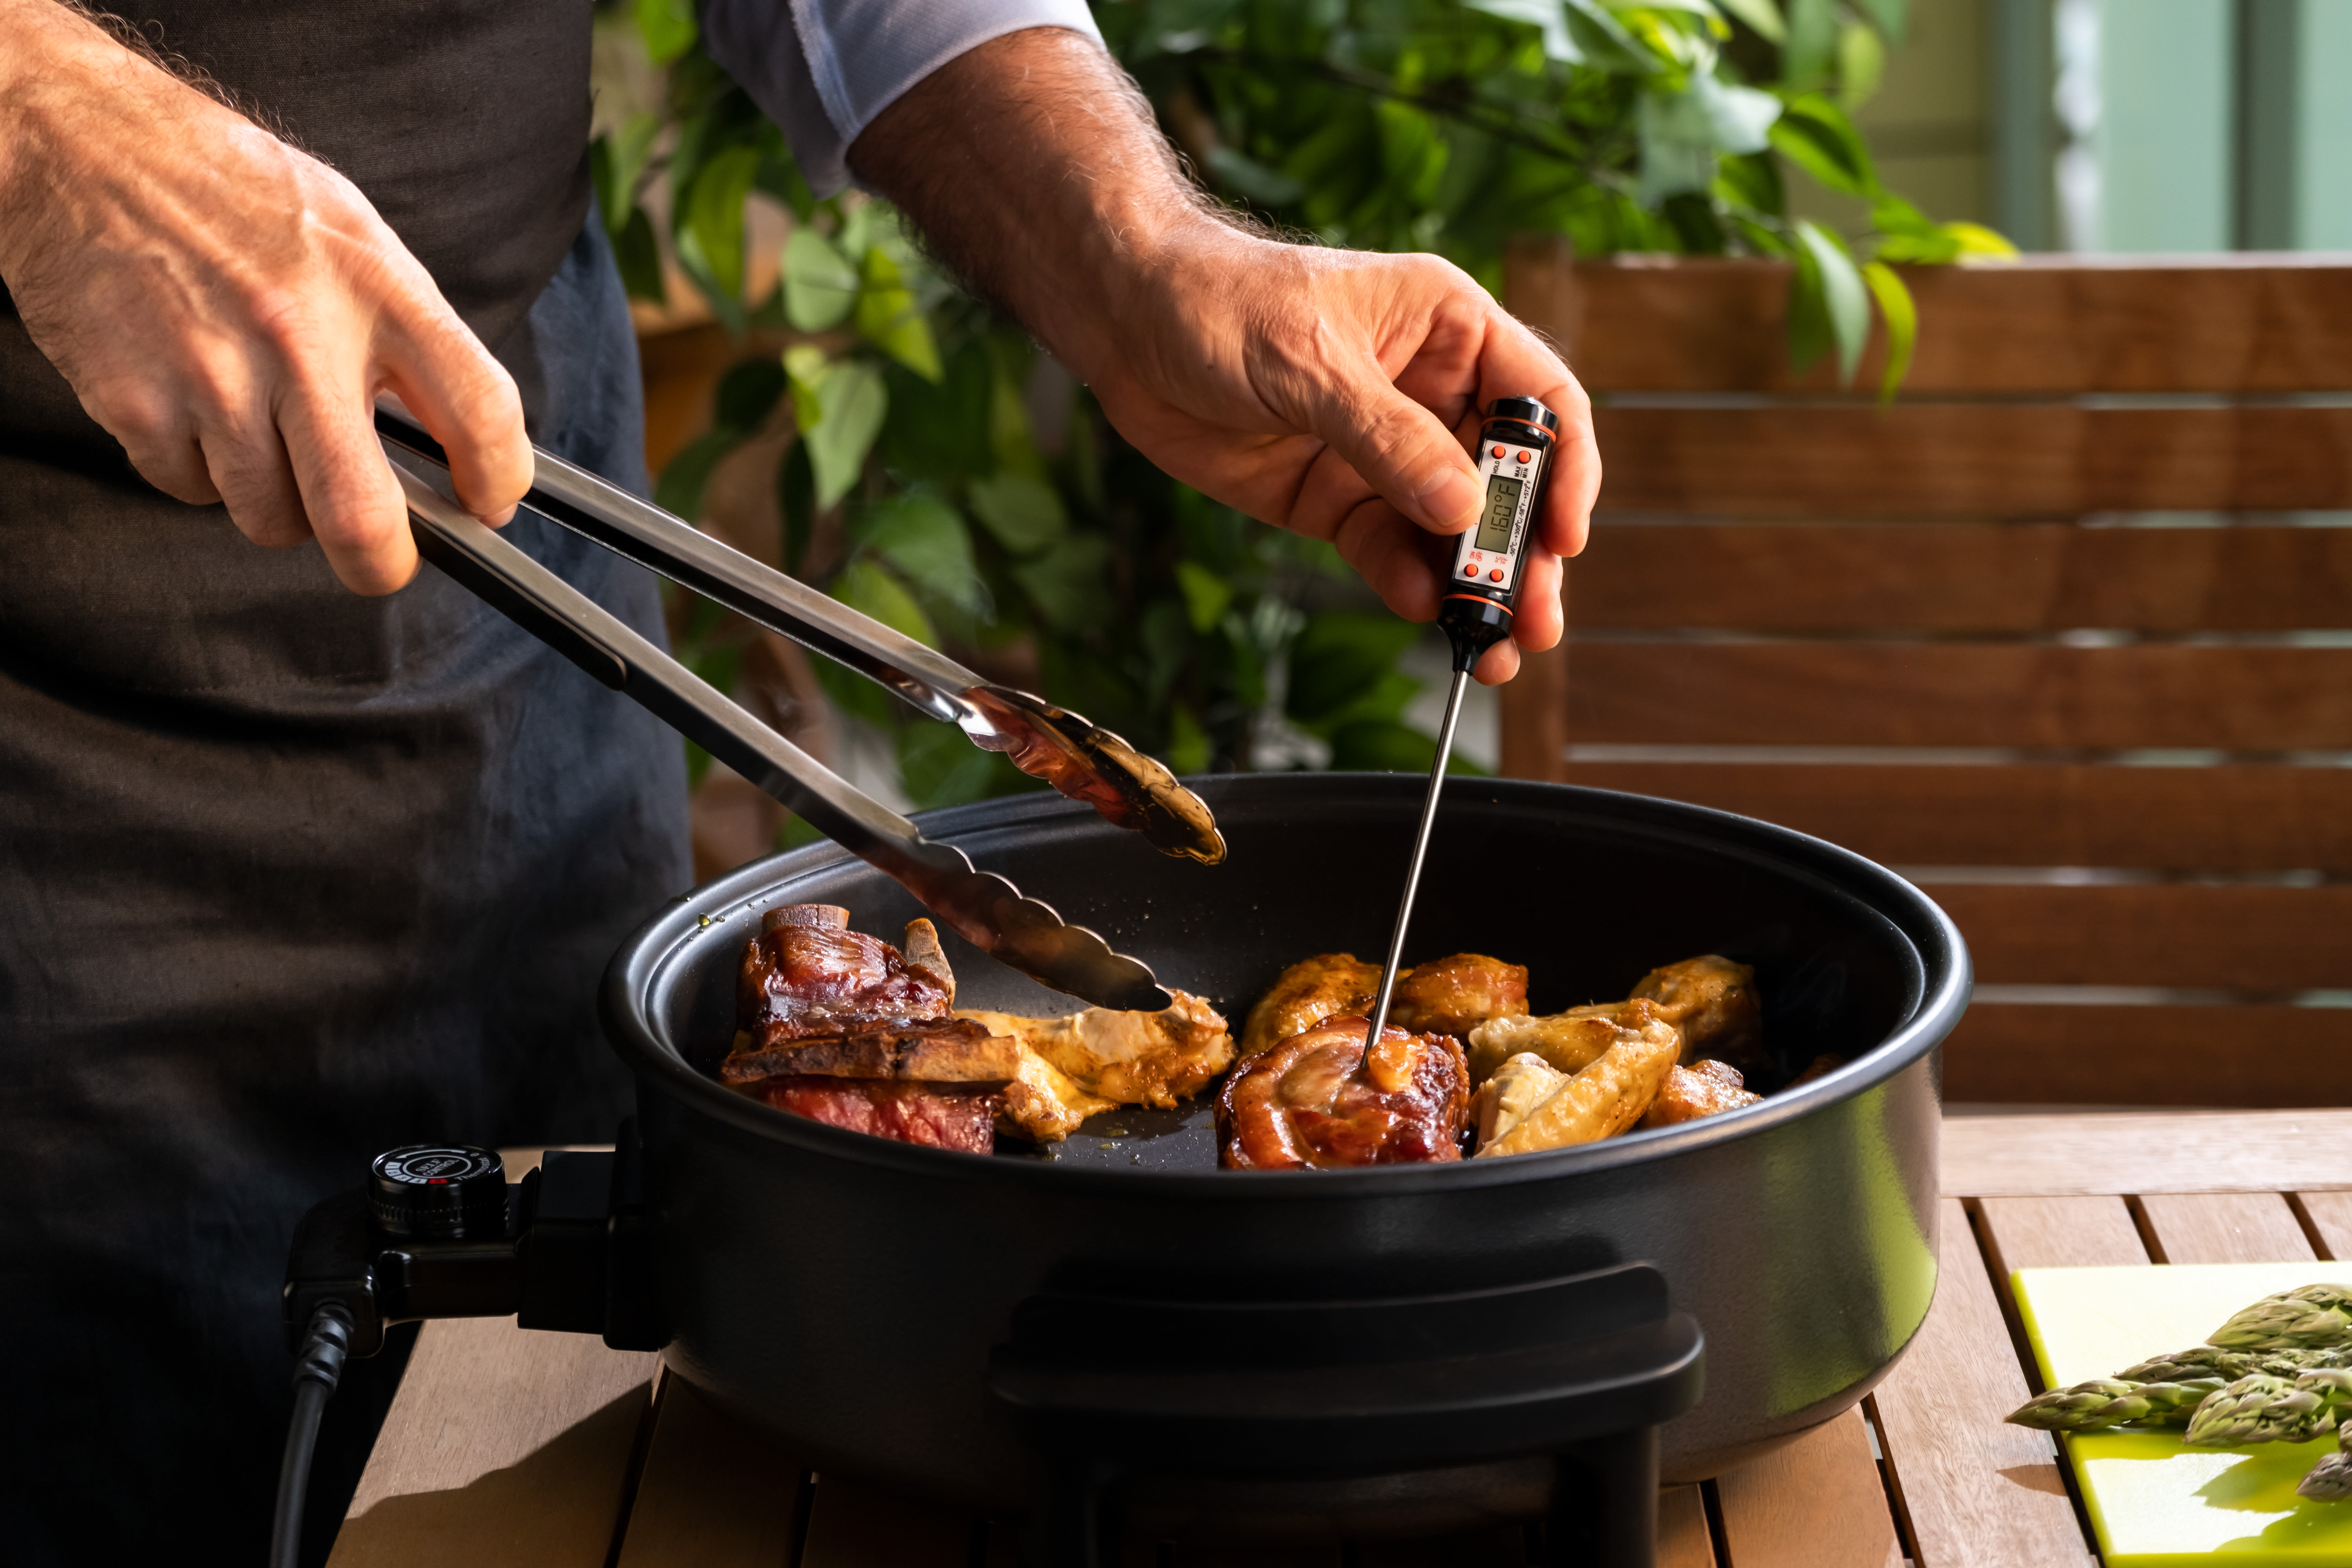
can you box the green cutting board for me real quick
[2015,1264,2352,1565]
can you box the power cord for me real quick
[272,1301,355,1568]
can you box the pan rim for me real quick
[601,775,1968,1196]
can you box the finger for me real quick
[101,387,225,509]
[376,289,530,526]
[1330,503,1453,623]
[1300,368,1483,539]
[278,377,418,593]
[1474,638,1520,686]
[195,414,314,550]
[1509,548,1564,655]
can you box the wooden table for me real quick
[323,1109,2352,1568]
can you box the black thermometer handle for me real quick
[1439,395,1560,673]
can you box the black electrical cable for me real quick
[272,1302,355,1568]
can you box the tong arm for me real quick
[388,445,1170,1012]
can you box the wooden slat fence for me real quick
[1498,247,2352,1106]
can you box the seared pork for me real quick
[1216,1016,1469,1169]
[737,904,955,1050]
[747,1076,997,1154]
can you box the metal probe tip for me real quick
[1365,666,1473,1035]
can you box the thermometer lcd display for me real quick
[1474,473,1523,553]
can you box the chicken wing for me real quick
[1388,952,1529,1038]
[1473,1017,1680,1159]
[1466,999,1665,1085]
[1240,954,1377,1057]
[737,905,954,1049]
[1638,1059,1763,1129]
[998,1051,1117,1143]
[1630,955,1762,1072]
[1216,1016,1469,1169]
[957,990,1232,1109]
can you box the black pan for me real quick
[598,772,1966,1542]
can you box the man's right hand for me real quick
[0,0,531,594]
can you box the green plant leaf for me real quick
[1853,0,1908,42]
[680,144,760,303]
[1204,146,1305,205]
[857,489,986,616]
[833,556,938,648]
[1465,0,1583,61]
[1859,259,1916,404]
[1770,94,1879,197]
[715,358,786,431]
[1782,0,1838,87]
[781,228,858,331]
[593,114,662,236]
[967,472,1068,555]
[1942,220,2020,258]
[1789,219,1870,382]
[653,426,740,523]
[1173,560,1233,634]
[1164,702,1212,775]
[611,204,666,303]
[897,721,1028,810]
[800,359,888,508]
[854,247,945,383]
[633,0,695,65]
[1328,719,1488,775]
[1285,613,1422,726]
[1837,20,1886,110]
[1715,0,1786,44]
[1009,534,1113,632]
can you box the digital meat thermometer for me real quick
[1364,395,1561,1033]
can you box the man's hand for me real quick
[852,28,1597,685]
[0,0,530,593]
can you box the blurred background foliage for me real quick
[591,0,2007,854]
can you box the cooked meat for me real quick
[1473,1017,1679,1159]
[1241,954,1377,1058]
[1470,1051,1570,1149]
[737,905,954,1049]
[1639,1059,1763,1129]
[1788,1053,1845,1087]
[959,990,1232,1108]
[998,1051,1117,1143]
[1388,952,1529,1038]
[747,1076,998,1154]
[1216,1016,1469,1170]
[720,1017,1022,1088]
[1466,999,1665,1085]
[1629,955,1762,1071]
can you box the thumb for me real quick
[1310,378,1482,538]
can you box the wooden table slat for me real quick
[1710,1408,1901,1568]
[328,1318,657,1568]
[2133,1191,2318,1264]
[612,1375,808,1568]
[1943,1110,2352,1198]
[1657,1484,1717,1568]
[1866,1199,2094,1568]
[2293,1190,2352,1262]
[1972,1197,2149,1273]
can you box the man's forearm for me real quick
[847,27,1228,386]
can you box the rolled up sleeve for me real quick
[702,0,1107,196]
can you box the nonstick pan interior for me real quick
[608,773,1958,1179]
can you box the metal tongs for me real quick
[375,403,1222,1012]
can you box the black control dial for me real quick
[369,1145,509,1240]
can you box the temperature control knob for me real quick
[369,1145,509,1240]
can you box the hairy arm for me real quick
[848,28,1596,683]
[0,0,529,593]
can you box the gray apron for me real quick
[0,4,690,1560]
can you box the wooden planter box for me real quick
[1498,247,2352,1108]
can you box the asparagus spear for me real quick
[2009,1377,2224,1432]
[2118,1344,2352,1383]
[2183,1367,2352,1447]
[2210,1286,2352,1351]
[2305,1424,2352,1501]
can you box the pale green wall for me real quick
[2299,0,2352,248]
[2091,0,2237,252]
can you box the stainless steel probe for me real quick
[1365,396,1563,1031]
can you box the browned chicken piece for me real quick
[746,1077,998,1154]
[958,990,1232,1109]
[1638,1059,1764,1129]
[1787,1053,1845,1087]
[1388,953,1529,1038]
[1466,999,1666,1085]
[1240,954,1377,1058]
[997,1052,1117,1143]
[737,905,954,1050]
[1630,955,1763,1072]
[1473,1017,1681,1159]
[1216,1017,1469,1170]
[720,1017,1022,1089]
